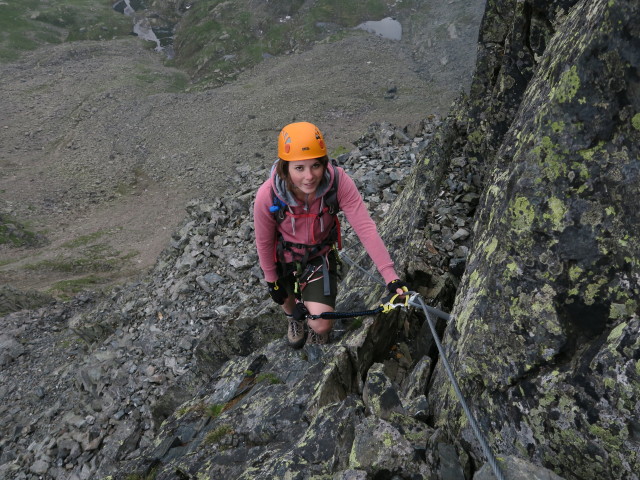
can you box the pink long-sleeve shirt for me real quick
[254,163,399,284]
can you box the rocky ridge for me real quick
[0,118,490,479]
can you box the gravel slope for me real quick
[0,1,484,294]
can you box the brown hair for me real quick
[275,156,329,193]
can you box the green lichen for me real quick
[632,113,640,131]
[552,65,580,103]
[618,235,629,247]
[510,197,535,233]
[544,197,567,230]
[578,141,605,162]
[539,136,568,180]
[607,322,627,343]
[584,277,608,305]
[609,303,628,319]
[569,265,583,282]
[382,432,394,448]
[467,129,484,146]
[589,424,624,449]
[484,237,499,256]
[349,443,361,468]
[551,120,565,133]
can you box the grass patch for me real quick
[61,230,107,248]
[26,254,118,273]
[256,372,284,385]
[25,239,138,277]
[48,274,106,298]
[204,424,233,446]
[0,0,132,63]
[207,404,225,418]
[172,0,400,89]
[331,145,350,158]
[132,66,190,94]
[0,214,45,247]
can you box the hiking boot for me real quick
[306,329,329,345]
[287,317,306,349]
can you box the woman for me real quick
[254,121,409,347]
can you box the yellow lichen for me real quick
[510,197,535,232]
[552,66,580,103]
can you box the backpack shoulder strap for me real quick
[270,188,287,223]
[325,161,340,215]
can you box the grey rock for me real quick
[474,455,566,480]
[362,363,405,420]
[0,334,25,366]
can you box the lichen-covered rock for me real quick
[429,1,640,479]
[473,455,565,480]
[362,362,405,420]
[111,310,431,479]
[348,415,428,478]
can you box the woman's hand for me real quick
[387,279,409,296]
[267,281,288,305]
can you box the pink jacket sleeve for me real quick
[337,170,399,285]
[254,180,280,283]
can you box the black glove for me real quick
[292,301,310,321]
[267,281,287,305]
[387,279,409,295]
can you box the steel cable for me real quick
[409,294,506,480]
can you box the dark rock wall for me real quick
[425,0,640,478]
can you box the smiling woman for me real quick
[253,121,410,347]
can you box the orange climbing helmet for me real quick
[278,121,327,161]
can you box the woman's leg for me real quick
[282,296,295,316]
[300,252,338,336]
[304,301,334,334]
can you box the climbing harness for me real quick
[271,164,342,298]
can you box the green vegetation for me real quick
[61,230,107,248]
[0,214,43,247]
[124,467,158,480]
[0,0,132,62]
[1,0,414,91]
[206,403,225,418]
[48,274,106,299]
[331,145,350,157]
[132,66,190,94]
[256,372,284,385]
[204,424,233,446]
[20,227,138,298]
[27,250,124,274]
[177,402,227,419]
[173,0,405,88]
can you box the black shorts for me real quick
[278,251,339,308]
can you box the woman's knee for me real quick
[307,318,333,335]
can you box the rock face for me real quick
[425,0,640,479]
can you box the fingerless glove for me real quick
[267,281,287,305]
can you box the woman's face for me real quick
[288,158,325,196]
